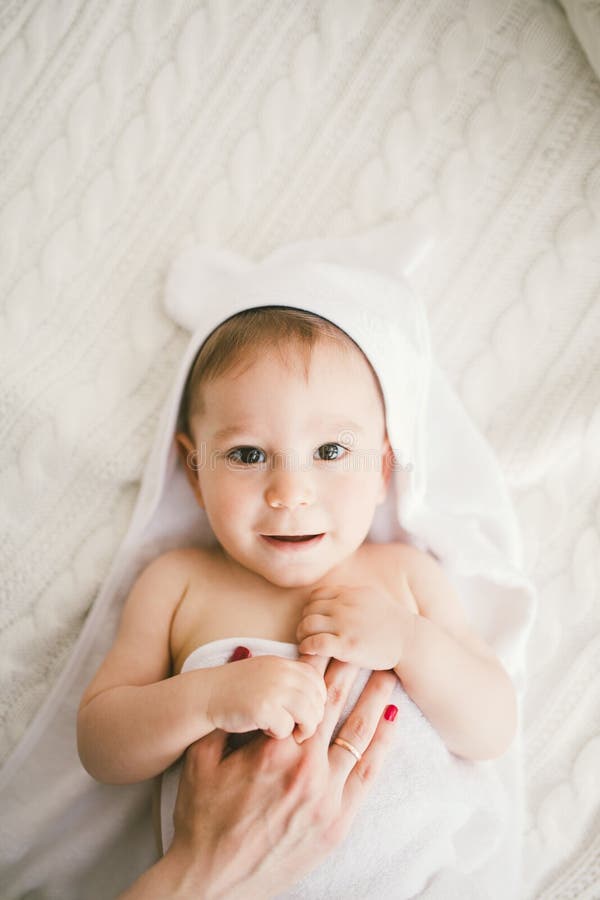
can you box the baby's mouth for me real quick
[259,533,326,551]
[260,533,325,552]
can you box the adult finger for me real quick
[313,659,361,751]
[328,670,396,786]
[184,728,229,775]
[341,684,398,826]
[173,730,230,837]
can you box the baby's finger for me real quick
[308,585,343,601]
[296,613,336,643]
[293,653,329,742]
[301,598,336,617]
[261,708,295,740]
[289,689,325,744]
[296,658,328,705]
[298,652,329,677]
[298,633,340,658]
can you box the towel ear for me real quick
[164,220,435,333]
[264,219,434,281]
[164,243,255,332]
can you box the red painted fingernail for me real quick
[384,704,398,722]
[229,646,251,662]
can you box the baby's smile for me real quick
[260,533,325,550]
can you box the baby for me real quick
[77,306,517,849]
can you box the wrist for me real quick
[168,845,217,900]
[204,662,244,733]
[117,847,209,900]
[165,841,277,900]
[201,664,224,732]
[172,666,218,740]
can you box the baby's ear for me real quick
[175,431,205,508]
[377,437,394,504]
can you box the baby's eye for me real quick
[315,443,347,461]
[227,446,266,466]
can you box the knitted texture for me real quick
[0,1,599,897]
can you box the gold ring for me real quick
[332,736,362,762]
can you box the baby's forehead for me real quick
[220,337,373,392]
[183,326,388,444]
[234,332,364,369]
[207,337,386,423]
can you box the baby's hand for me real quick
[209,655,327,741]
[296,583,416,671]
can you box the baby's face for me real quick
[181,339,391,589]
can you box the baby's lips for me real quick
[228,645,252,662]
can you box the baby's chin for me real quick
[215,543,332,589]
[249,552,341,591]
[220,534,364,589]
[253,552,359,591]
[257,565,332,590]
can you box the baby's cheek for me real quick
[210,480,250,519]
[339,490,379,536]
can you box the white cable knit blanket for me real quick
[1,1,599,898]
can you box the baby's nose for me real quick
[264,468,314,510]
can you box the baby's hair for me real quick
[177,306,379,438]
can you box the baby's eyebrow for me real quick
[212,424,255,442]
[316,420,366,437]
[212,420,366,443]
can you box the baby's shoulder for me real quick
[366,540,446,599]
[130,545,212,604]
[116,547,202,634]
[366,539,433,572]
[148,544,217,585]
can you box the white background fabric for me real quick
[1,1,599,897]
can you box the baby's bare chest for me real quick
[169,542,413,674]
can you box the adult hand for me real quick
[119,659,398,899]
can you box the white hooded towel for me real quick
[0,222,536,899]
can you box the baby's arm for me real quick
[78,550,326,785]
[390,548,517,760]
[297,545,517,761]
[77,550,217,784]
